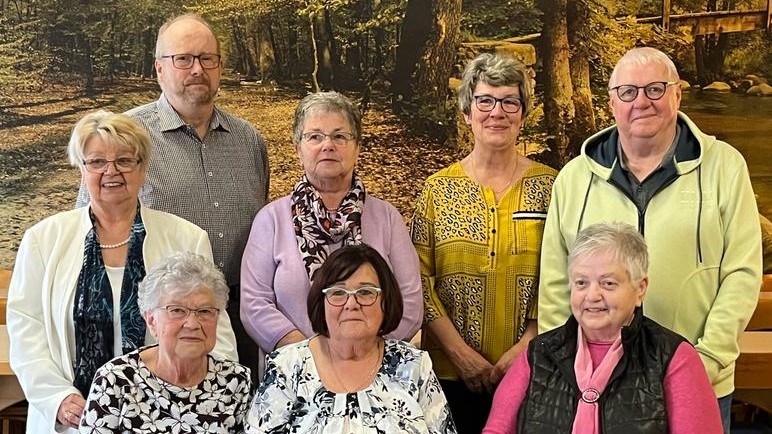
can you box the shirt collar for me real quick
[156,93,231,133]
[617,123,681,171]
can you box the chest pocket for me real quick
[510,211,548,255]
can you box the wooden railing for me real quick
[0,270,9,326]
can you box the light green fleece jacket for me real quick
[538,112,762,397]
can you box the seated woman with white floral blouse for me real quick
[79,252,252,433]
[246,244,456,433]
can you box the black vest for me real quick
[518,308,686,433]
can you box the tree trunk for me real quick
[310,9,337,89]
[566,0,595,161]
[695,33,729,85]
[538,0,575,168]
[694,0,730,85]
[391,0,433,103]
[412,0,463,113]
[230,20,250,75]
[309,17,320,92]
[256,18,276,81]
[83,38,95,94]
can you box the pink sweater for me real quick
[240,195,423,352]
[483,341,722,433]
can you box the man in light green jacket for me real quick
[538,47,762,434]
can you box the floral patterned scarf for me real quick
[72,206,147,397]
[291,174,366,280]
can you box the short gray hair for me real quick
[138,252,229,314]
[155,13,220,59]
[67,110,151,170]
[458,52,533,118]
[609,47,679,89]
[569,222,649,282]
[292,91,362,145]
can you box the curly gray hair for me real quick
[569,222,649,282]
[457,52,533,118]
[292,91,362,146]
[138,252,229,314]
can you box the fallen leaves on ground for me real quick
[0,80,465,268]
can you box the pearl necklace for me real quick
[327,339,383,393]
[99,235,131,249]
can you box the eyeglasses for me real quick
[155,305,220,322]
[160,53,221,70]
[322,286,382,307]
[82,157,142,173]
[301,131,356,147]
[610,81,679,102]
[473,95,524,114]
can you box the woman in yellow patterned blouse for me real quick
[411,52,557,434]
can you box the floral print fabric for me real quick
[79,346,252,433]
[290,174,366,280]
[246,339,457,433]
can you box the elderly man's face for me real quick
[155,19,222,109]
[569,250,647,342]
[146,288,219,361]
[609,62,681,146]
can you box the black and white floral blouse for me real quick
[78,345,252,434]
[246,338,457,433]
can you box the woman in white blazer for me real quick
[6,110,238,433]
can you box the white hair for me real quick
[609,47,680,89]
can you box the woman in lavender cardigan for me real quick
[240,91,422,359]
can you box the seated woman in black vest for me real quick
[484,222,722,434]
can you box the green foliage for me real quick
[461,0,543,39]
[0,0,186,92]
[188,0,408,86]
[724,31,772,79]
[0,17,47,92]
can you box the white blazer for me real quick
[7,205,239,433]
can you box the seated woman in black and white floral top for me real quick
[246,244,456,433]
[79,252,252,433]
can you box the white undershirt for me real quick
[105,265,125,357]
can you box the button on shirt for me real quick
[77,95,269,286]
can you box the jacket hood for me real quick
[580,111,715,180]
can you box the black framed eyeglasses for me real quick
[610,81,679,102]
[322,286,382,307]
[301,131,356,147]
[154,305,220,322]
[473,95,523,114]
[82,157,142,173]
[160,53,221,70]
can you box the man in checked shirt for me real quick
[77,13,269,377]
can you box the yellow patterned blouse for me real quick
[411,161,557,380]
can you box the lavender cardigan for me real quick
[240,195,423,352]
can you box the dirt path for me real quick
[0,81,463,269]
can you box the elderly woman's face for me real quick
[82,136,145,207]
[569,250,647,342]
[464,82,523,151]
[296,110,359,186]
[146,288,219,360]
[324,263,384,340]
